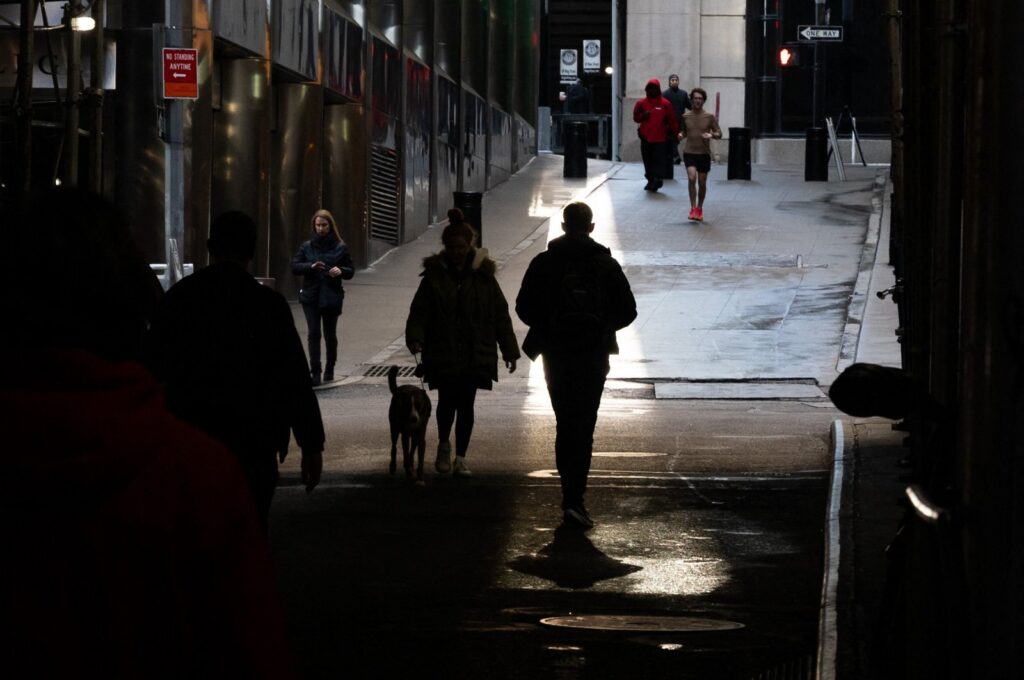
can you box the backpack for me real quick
[549,257,605,350]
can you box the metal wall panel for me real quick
[462,88,486,192]
[271,0,319,80]
[324,103,369,268]
[513,112,536,172]
[270,83,323,299]
[211,0,268,56]
[324,8,365,99]
[211,57,271,274]
[488,105,512,189]
[403,57,432,241]
[433,74,460,220]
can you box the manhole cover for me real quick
[539,615,744,633]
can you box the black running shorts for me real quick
[683,153,711,173]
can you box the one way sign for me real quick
[798,25,844,42]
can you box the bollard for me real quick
[805,127,828,181]
[563,121,588,178]
[727,127,752,180]
[453,191,483,246]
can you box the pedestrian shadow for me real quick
[508,524,642,589]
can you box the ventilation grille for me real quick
[369,145,401,244]
[363,364,418,378]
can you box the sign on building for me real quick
[162,48,199,99]
[582,39,600,73]
[560,48,578,83]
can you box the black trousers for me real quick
[640,139,669,181]
[302,305,340,371]
[543,352,610,509]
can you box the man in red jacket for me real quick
[632,78,681,192]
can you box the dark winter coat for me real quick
[515,234,637,360]
[147,261,325,462]
[291,236,355,314]
[662,85,691,125]
[632,78,680,143]
[405,249,521,389]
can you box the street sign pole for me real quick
[812,42,821,127]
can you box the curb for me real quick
[817,418,849,680]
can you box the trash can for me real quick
[727,127,752,180]
[453,191,483,245]
[805,127,828,181]
[563,121,588,178]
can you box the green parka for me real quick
[405,248,520,389]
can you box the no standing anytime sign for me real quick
[163,48,198,99]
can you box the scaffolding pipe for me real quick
[17,0,38,193]
[87,0,106,194]
[63,0,84,186]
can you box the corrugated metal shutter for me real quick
[370,144,401,244]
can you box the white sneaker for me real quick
[435,442,451,473]
[452,456,472,478]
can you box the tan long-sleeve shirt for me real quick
[681,109,722,155]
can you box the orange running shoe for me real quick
[688,207,698,220]
[695,207,704,221]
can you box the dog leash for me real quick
[411,349,426,390]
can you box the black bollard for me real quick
[727,127,752,180]
[452,191,483,246]
[805,127,828,181]
[563,121,588,178]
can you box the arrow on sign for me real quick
[798,25,844,41]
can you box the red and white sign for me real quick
[162,48,198,99]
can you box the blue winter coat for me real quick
[291,237,355,314]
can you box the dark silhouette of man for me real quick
[147,211,325,531]
[515,202,637,529]
[663,74,692,165]
[0,189,295,677]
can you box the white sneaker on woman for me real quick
[452,456,472,478]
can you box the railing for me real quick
[549,114,612,158]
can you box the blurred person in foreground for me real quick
[0,188,294,678]
[147,211,325,531]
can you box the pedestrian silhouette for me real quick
[147,210,325,531]
[0,189,294,677]
[516,201,637,528]
[406,208,520,478]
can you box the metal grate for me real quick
[369,145,401,244]
[363,364,417,378]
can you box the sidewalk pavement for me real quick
[292,151,904,678]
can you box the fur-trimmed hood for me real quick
[421,247,496,278]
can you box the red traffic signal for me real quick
[779,46,799,67]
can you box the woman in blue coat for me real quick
[292,209,355,385]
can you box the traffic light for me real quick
[779,44,800,67]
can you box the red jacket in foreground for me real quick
[0,349,295,679]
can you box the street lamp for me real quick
[70,16,95,31]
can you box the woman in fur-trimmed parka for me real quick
[405,209,520,478]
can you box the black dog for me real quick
[388,365,432,484]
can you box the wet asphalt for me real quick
[271,154,891,678]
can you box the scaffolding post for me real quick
[63,0,84,187]
[16,0,38,193]
[87,0,106,194]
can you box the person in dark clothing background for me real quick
[148,210,325,531]
[565,77,591,114]
[515,201,637,529]
[292,208,355,385]
[632,78,681,192]
[663,74,692,165]
[1,189,295,677]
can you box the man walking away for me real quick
[632,78,681,192]
[515,202,637,529]
[663,75,691,165]
[147,211,325,532]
